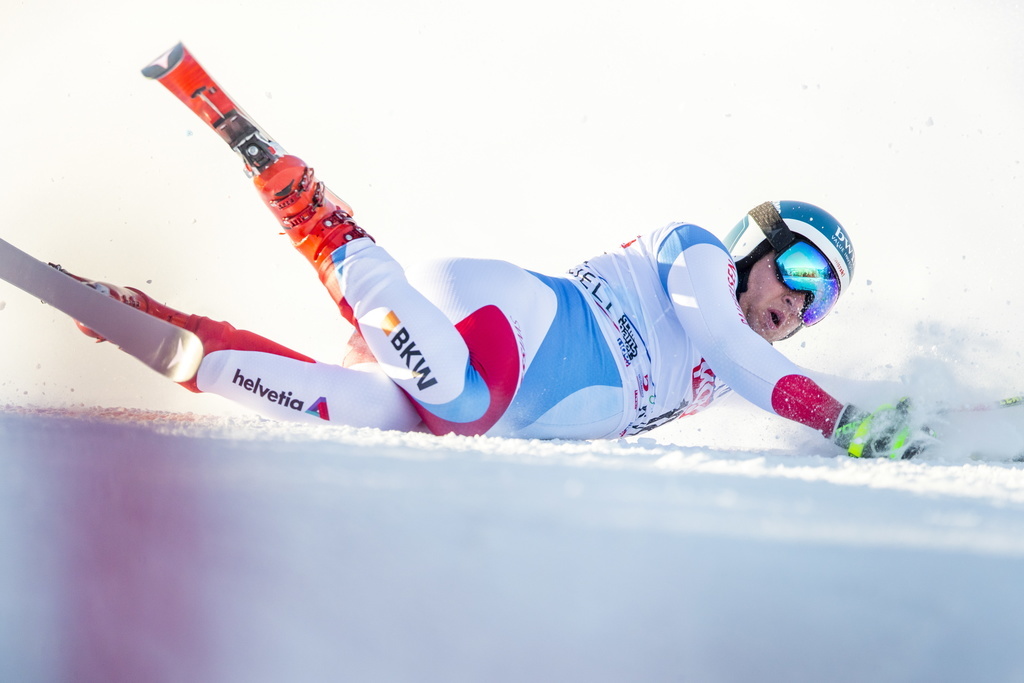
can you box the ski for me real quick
[141,42,356,233]
[142,43,285,177]
[0,237,204,383]
[943,394,1024,413]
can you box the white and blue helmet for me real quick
[725,200,855,326]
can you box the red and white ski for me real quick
[141,42,361,262]
[142,42,286,177]
[0,237,204,383]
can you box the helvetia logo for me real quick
[382,311,438,390]
[232,368,330,421]
[306,397,330,421]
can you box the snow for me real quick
[4,0,1024,680]
[5,408,1024,682]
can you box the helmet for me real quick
[724,200,855,326]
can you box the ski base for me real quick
[0,237,204,383]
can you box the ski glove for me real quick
[832,399,932,460]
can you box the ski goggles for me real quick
[773,241,841,326]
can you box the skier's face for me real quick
[739,252,808,342]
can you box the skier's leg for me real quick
[244,154,619,437]
[237,154,518,434]
[319,247,626,438]
[68,276,421,431]
[318,241,525,436]
[405,258,627,439]
[193,346,422,430]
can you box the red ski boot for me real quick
[252,155,373,283]
[142,44,374,326]
[65,273,312,393]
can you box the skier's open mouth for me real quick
[770,311,781,327]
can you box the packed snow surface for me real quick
[4,406,1024,682]
[5,0,1024,680]
[6,403,1024,679]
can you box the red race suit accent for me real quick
[415,305,521,436]
[770,374,844,437]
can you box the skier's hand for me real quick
[832,398,934,459]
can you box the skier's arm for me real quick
[656,225,933,457]
[656,224,846,437]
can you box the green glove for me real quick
[832,398,932,459]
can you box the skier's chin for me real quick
[750,316,790,344]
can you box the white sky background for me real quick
[2,0,1024,438]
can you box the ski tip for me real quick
[157,328,206,384]
[141,43,185,80]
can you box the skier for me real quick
[65,147,928,458]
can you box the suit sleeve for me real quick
[655,224,845,438]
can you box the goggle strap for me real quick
[749,201,797,253]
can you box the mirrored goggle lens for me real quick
[774,241,840,326]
